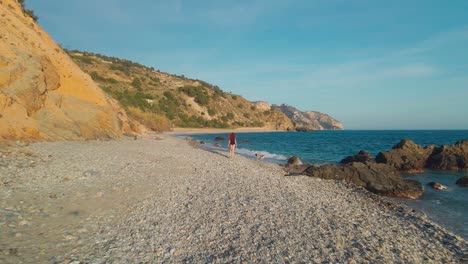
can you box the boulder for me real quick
[214,143,222,147]
[290,162,423,199]
[426,140,468,170]
[282,164,310,175]
[287,156,303,166]
[340,150,374,164]
[375,139,435,173]
[214,136,226,141]
[428,182,447,190]
[456,176,468,187]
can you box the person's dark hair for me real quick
[229,133,236,142]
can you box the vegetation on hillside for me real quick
[67,50,293,132]
[18,0,38,22]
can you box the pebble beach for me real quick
[0,135,466,263]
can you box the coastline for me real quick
[167,127,285,135]
[0,135,466,263]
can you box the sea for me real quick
[185,130,468,240]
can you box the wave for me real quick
[235,148,288,161]
[197,141,287,161]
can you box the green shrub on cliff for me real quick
[132,77,142,91]
[178,86,210,106]
[18,0,38,22]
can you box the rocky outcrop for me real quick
[253,101,271,111]
[456,176,468,187]
[0,0,136,144]
[284,138,468,199]
[376,139,468,172]
[271,104,343,131]
[375,139,435,173]
[340,150,374,164]
[425,140,468,170]
[286,162,423,199]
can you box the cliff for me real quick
[0,0,135,144]
[271,104,343,131]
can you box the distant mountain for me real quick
[271,104,343,131]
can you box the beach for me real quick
[0,135,466,263]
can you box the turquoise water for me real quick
[187,130,468,239]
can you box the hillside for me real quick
[67,50,295,131]
[0,0,136,144]
[68,51,345,132]
[271,104,344,131]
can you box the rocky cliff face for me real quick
[0,0,135,143]
[271,104,343,131]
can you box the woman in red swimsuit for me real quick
[228,132,237,158]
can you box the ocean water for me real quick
[187,130,468,239]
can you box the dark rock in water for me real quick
[426,140,468,171]
[287,156,303,165]
[295,127,309,132]
[456,176,468,186]
[290,162,423,199]
[340,150,374,164]
[428,182,447,190]
[214,136,226,141]
[375,139,434,173]
[241,140,249,144]
[200,141,205,144]
[214,143,222,147]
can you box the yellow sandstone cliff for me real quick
[0,0,136,143]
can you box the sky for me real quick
[28,0,468,129]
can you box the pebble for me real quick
[0,136,465,263]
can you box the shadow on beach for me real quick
[203,148,230,159]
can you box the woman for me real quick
[228,132,237,158]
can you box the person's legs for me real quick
[229,144,235,158]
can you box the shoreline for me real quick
[0,135,466,263]
[166,127,286,135]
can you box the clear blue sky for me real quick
[28,0,468,129]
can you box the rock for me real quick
[287,156,303,165]
[214,143,222,147]
[214,137,226,141]
[199,141,205,144]
[340,150,374,164]
[294,162,423,199]
[83,170,101,177]
[282,164,309,175]
[375,139,434,173]
[426,140,468,170]
[295,127,309,132]
[456,176,468,186]
[427,182,447,190]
